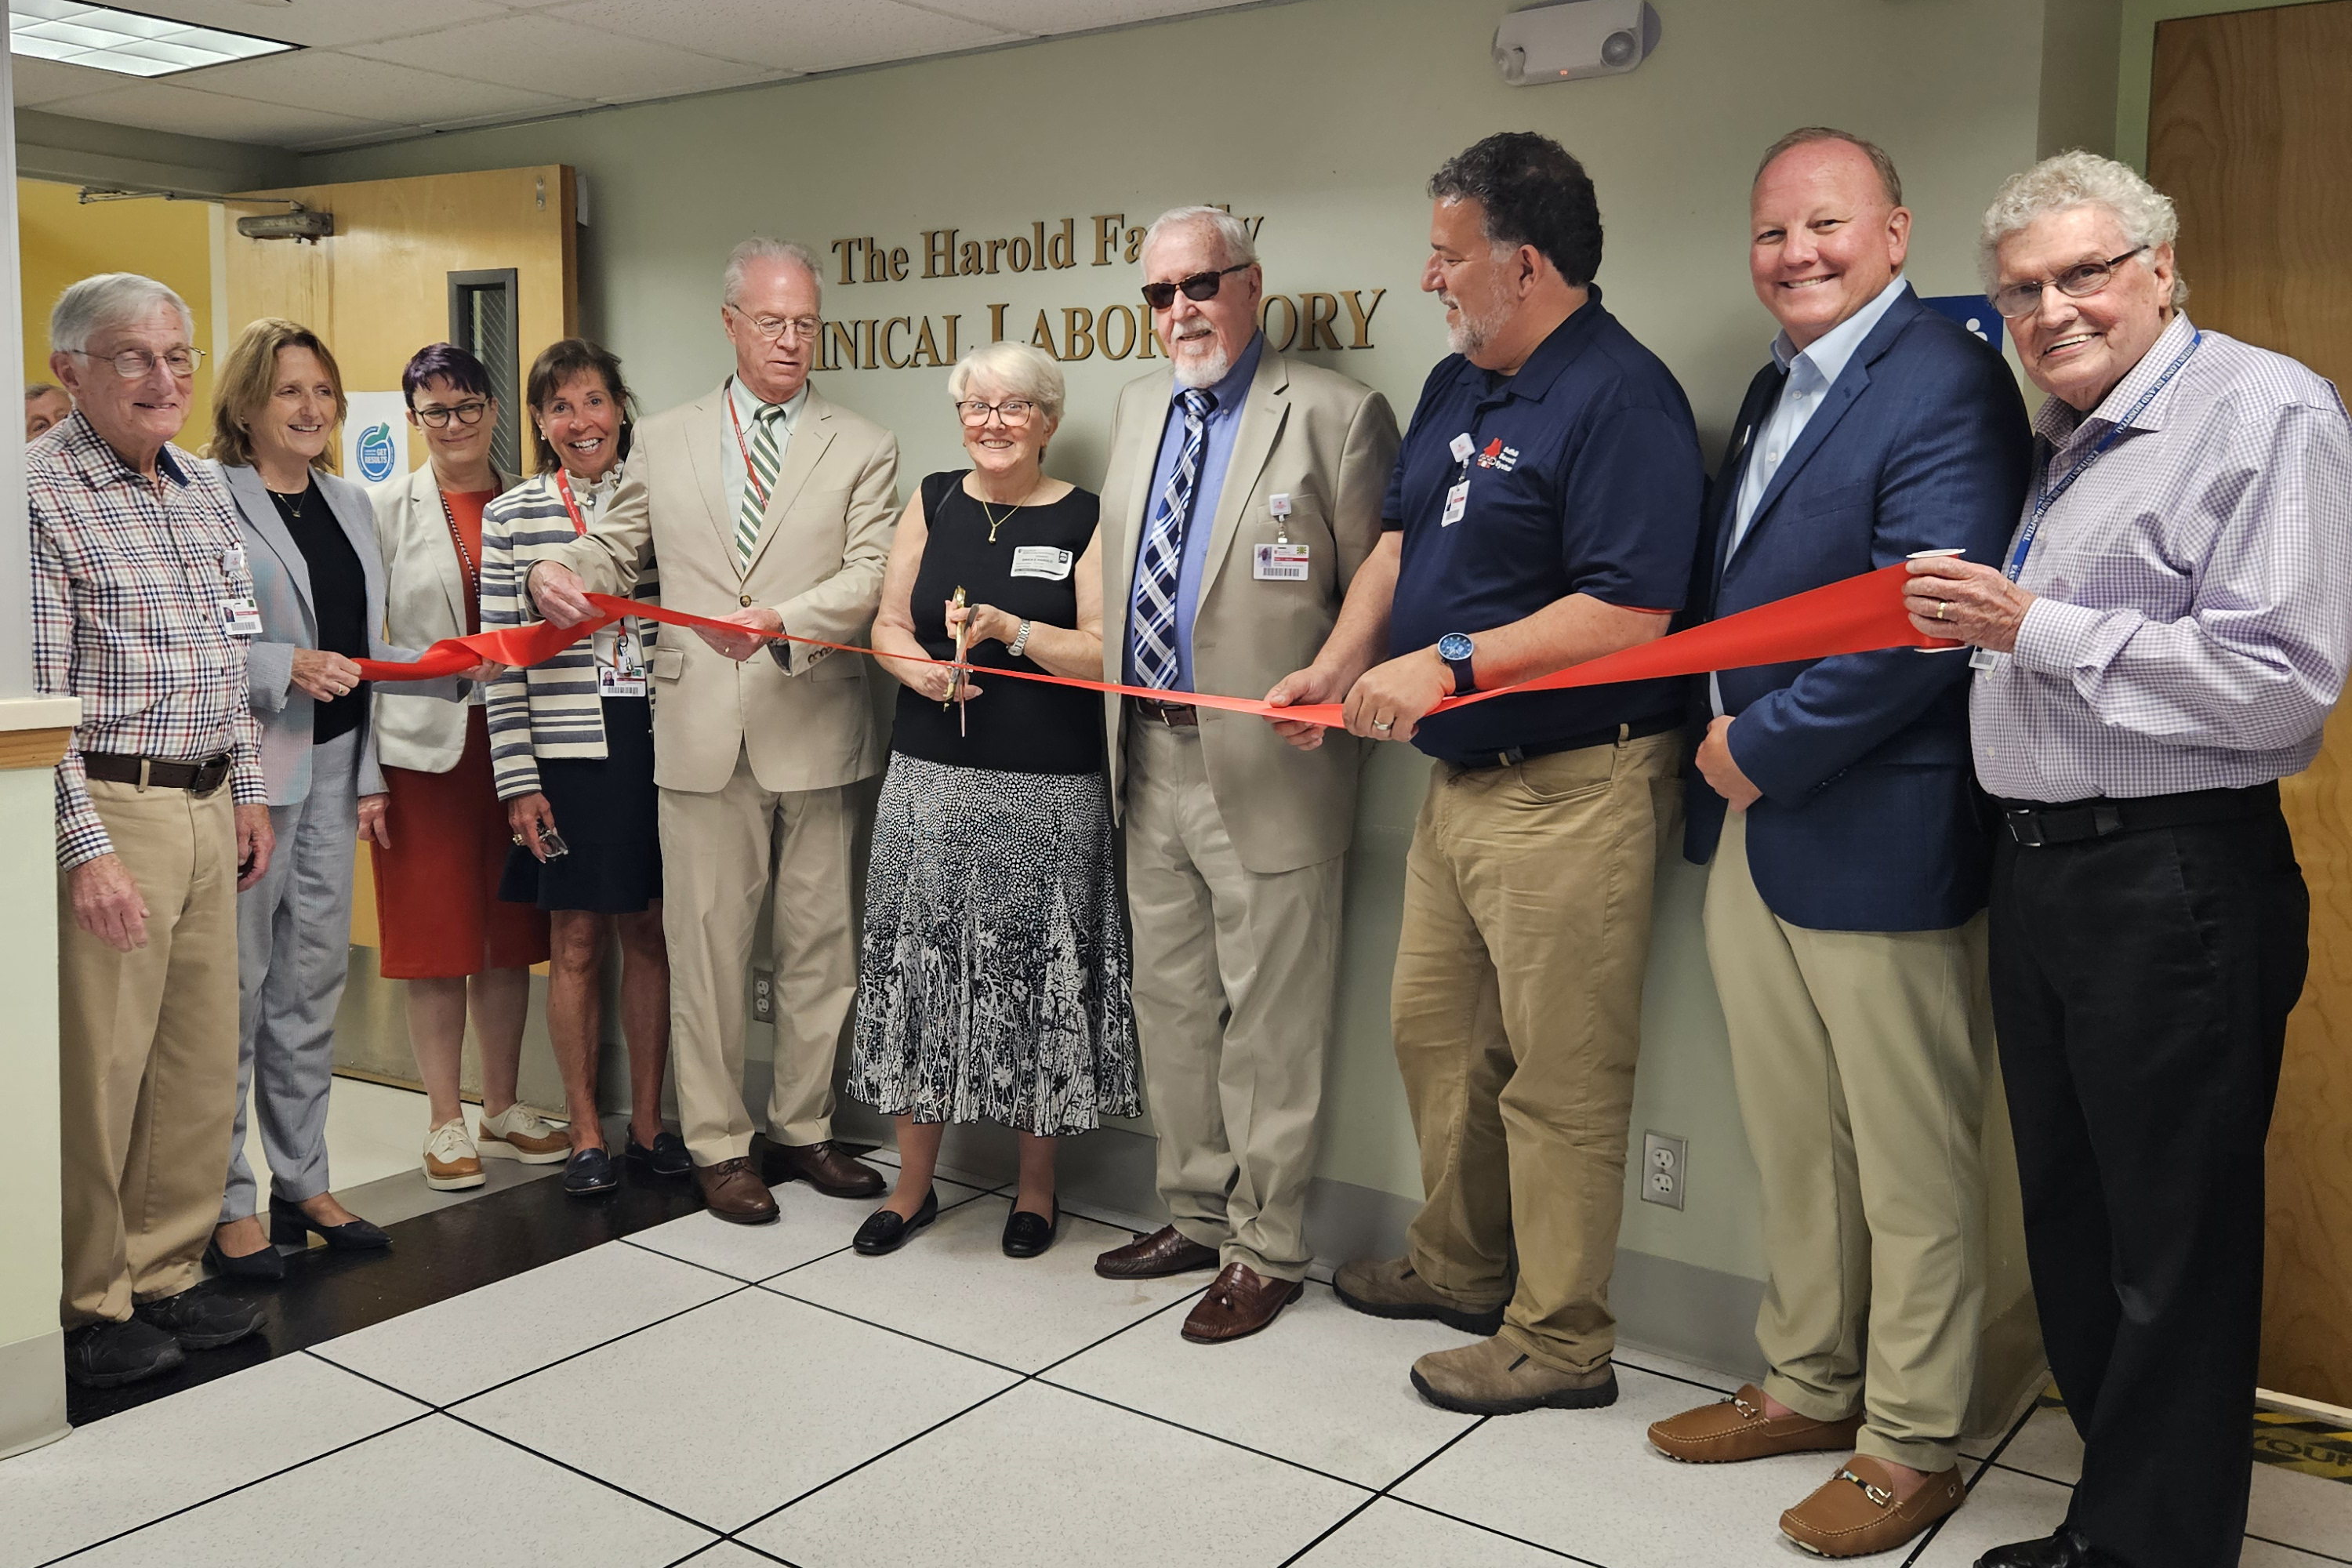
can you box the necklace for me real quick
[971,476,1040,543]
[437,492,480,597]
[267,479,308,519]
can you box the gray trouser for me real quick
[223,728,361,1221]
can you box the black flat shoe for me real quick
[133,1284,263,1350]
[205,1234,285,1282]
[270,1194,390,1250]
[625,1129,692,1178]
[64,1319,183,1388]
[562,1146,618,1197]
[1002,1199,1059,1258]
[852,1187,938,1256]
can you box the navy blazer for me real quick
[1682,287,2031,931]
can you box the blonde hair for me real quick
[209,318,347,470]
[946,340,1065,425]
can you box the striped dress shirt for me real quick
[31,413,267,868]
[480,464,661,801]
[1970,314,2352,802]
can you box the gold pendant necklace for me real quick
[974,477,1037,543]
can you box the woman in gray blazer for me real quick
[201,319,463,1278]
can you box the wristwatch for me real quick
[1438,632,1477,695]
[1007,619,1034,659]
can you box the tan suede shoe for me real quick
[1332,1256,1506,1336]
[1779,1456,1965,1558]
[1648,1385,1866,1463]
[1410,1334,1617,1415]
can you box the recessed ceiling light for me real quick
[9,0,294,78]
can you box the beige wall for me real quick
[300,0,2065,1285]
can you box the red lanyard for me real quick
[726,383,772,510]
[554,468,590,535]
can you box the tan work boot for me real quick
[1648,1385,1866,1463]
[1332,1256,1505,1336]
[1779,1457,1964,1557]
[1410,1334,1617,1415]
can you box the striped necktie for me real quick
[1130,388,1215,691]
[735,400,783,568]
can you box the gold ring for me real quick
[1936,600,1948,619]
[511,833,528,846]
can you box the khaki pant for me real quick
[659,746,858,1165]
[58,779,241,1328]
[1705,809,1992,1473]
[1392,729,1680,1374]
[1124,720,1343,1280]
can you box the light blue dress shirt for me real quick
[1711,274,1911,715]
[1125,332,1265,691]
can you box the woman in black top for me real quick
[849,341,1138,1260]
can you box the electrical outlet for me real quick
[1641,1131,1686,1210]
[751,967,776,1024]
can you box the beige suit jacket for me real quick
[539,383,898,796]
[370,460,514,774]
[1101,348,1398,874]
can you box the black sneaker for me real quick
[562,1145,618,1197]
[134,1284,263,1350]
[64,1318,184,1388]
[625,1129,691,1178]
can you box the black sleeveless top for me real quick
[891,471,1104,775]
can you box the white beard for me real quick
[1171,336,1231,390]
[1444,289,1512,358]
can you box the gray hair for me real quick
[1979,151,2188,309]
[1140,205,1258,272]
[947,340,1063,425]
[49,272,194,355]
[25,382,64,401]
[720,237,822,309]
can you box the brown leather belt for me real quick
[82,752,233,796]
[1130,696,1199,728]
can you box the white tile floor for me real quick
[11,1164,2352,1568]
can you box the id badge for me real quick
[1441,480,1470,528]
[219,597,263,637]
[1253,543,1310,581]
[1010,545,1073,580]
[600,626,649,697]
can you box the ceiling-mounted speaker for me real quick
[1494,0,1662,85]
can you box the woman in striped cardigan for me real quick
[479,338,683,1197]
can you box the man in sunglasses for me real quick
[1091,205,1397,1344]
[1287,133,1704,1416]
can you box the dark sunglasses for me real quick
[1141,262,1252,310]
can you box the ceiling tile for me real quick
[67,0,512,49]
[338,13,775,103]
[915,0,1250,34]
[172,47,586,124]
[32,81,397,143]
[546,0,1022,74]
[7,53,125,104]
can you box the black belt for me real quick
[83,751,233,797]
[1130,696,1198,728]
[1454,711,1681,771]
[1997,782,2278,847]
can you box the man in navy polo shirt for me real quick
[1271,132,1704,1415]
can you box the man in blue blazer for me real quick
[1645,130,2031,1559]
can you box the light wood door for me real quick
[2152,0,2352,1408]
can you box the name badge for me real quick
[1253,543,1310,581]
[1448,433,1476,465]
[600,626,649,697]
[1442,480,1470,528]
[1010,545,1073,580]
[219,597,263,637]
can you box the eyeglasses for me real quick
[1991,247,2150,320]
[71,346,203,379]
[411,399,489,428]
[731,310,823,343]
[1141,262,1253,311]
[956,398,1036,428]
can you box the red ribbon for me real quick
[354,562,1952,731]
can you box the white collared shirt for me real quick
[721,376,808,541]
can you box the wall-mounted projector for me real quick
[235,207,334,242]
[1494,0,1662,85]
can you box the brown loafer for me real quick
[1180,1263,1303,1343]
[764,1139,884,1199]
[695,1156,779,1225]
[1648,1385,1865,1463]
[1095,1225,1221,1279]
[1780,1457,1965,1558]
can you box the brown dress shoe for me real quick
[695,1157,780,1225]
[1180,1262,1304,1343]
[1780,1456,1965,1558]
[1094,1225,1221,1279]
[1648,1385,1865,1463]
[764,1140,884,1199]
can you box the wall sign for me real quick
[343,390,410,482]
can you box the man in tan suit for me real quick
[530,238,896,1223]
[1091,206,1398,1341]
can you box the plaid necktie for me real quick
[735,400,783,568]
[1130,388,1215,690]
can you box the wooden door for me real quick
[2152,0,2352,1408]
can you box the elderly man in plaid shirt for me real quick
[34,273,278,1388]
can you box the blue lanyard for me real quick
[2005,330,2201,582]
